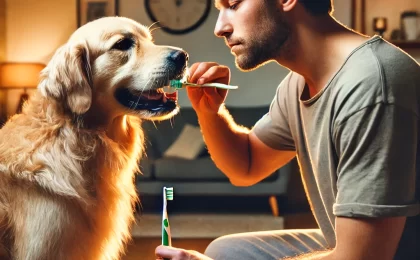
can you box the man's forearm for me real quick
[196,105,250,184]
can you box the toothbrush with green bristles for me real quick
[169,79,238,90]
[162,187,174,252]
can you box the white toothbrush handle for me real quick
[184,82,238,90]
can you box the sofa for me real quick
[135,105,293,213]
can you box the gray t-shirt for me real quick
[253,35,420,259]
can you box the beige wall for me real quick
[6,0,76,63]
[4,0,76,115]
[365,0,420,39]
[0,0,5,62]
[363,0,420,59]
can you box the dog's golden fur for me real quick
[0,16,186,259]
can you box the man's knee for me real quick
[204,230,327,260]
[204,235,240,260]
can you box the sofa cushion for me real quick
[153,157,280,182]
[141,106,270,159]
[163,124,205,160]
[154,157,228,181]
[228,106,268,128]
[142,109,200,159]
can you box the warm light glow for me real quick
[375,19,385,30]
[0,62,45,88]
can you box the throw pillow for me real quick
[163,124,205,160]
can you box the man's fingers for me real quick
[188,62,223,83]
[187,63,201,79]
[155,245,174,258]
[156,245,214,260]
[186,86,204,100]
[215,87,228,98]
[155,245,188,259]
[198,65,230,85]
[203,87,227,100]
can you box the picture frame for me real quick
[77,0,119,27]
[348,0,363,33]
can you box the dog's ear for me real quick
[39,41,92,115]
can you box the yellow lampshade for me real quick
[0,62,46,124]
[0,62,45,89]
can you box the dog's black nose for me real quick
[168,50,189,67]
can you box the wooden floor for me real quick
[122,212,317,260]
[0,213,316,259]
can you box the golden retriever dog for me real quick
[0,16,188,259]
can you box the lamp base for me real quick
[16,92,29,114]
[0,90,7,127]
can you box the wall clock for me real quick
[145,0,211,35]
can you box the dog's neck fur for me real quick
[0,91,145,259]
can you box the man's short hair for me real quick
[300,0,333,15]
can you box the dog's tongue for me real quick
[164,91,178,102]
[141,92,163,100]
[139,90,177,103]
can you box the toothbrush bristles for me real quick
[165,187,174,200]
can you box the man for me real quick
[155,0,420,259]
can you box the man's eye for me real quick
[111,38,134,51]
[229,1,240,10]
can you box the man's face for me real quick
[214,0,290,71]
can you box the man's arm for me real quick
[197,105,295,186]
[186,62,295,185]
[284,216,406,260]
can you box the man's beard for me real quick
[235,19,290,71]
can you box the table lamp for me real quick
[0,62,45,125]
[373,17,388,37]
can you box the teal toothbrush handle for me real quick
[162,210,171,260]
[162,218,171,246]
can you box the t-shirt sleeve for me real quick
[252,73,295,151]
[333,103,420,217]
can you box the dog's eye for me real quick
[111,38,134,51]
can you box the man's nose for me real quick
[214,12,232,38]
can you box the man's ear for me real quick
[38,41,92,115]
[282,0,298,12]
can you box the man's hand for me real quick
[155,245,213,260]
[186,62,230,116]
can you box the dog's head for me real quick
[38,17,188,121]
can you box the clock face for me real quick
[145,0,211,35]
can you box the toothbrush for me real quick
[169,79,238,90]
[162,187,174,250]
